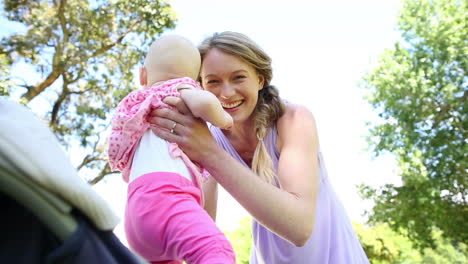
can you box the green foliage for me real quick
[360,0,467,249]
[0,0,176,182]
[226,218,468,263]
[225,217,252,264]
[0,54,12,96]
[354,222,468,263]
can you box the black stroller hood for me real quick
[0,99,147,264]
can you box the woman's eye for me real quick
[206,80,219,84]
[234,75,246,80]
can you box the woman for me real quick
[149,31,369,263]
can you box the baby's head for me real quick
[140,35,201,87]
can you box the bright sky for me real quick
[93,0,405,244]
[2,0,405,245]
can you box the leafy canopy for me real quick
[225,217,253,264]
[225,218,468,263]
[360,0,467,249]
[354,223,467,263]
[1,0,177,183]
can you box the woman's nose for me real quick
[220,83,235,99]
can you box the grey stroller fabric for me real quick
[0,98,119,231]
[0,99,147,264]
[1,192,144,264]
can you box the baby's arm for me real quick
[178,85,233,129]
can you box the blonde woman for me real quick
[149,31,370,264]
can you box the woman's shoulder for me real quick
[278,103,316,128]
[276,103,318,149]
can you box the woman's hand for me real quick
[147,96,219,164]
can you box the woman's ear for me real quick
[258,74,265,90]
[139,66,147,87]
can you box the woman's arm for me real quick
[149,98,319,246]
[275,104,319,242]
[202,176,218,221]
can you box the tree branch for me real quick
[20,0,69,103]
[76,131,105,170]
[20,31,66,102]
[69,66,85,83]
[88,21,139,59]
[87,162,114,185]
[77,155,107,170]
[57,0,69,44]
[20,10,139,103]
[21,62,63,102]
[77,126,115,185]
[50,74,71,126]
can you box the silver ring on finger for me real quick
[170,122,177,134]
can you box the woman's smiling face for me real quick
[200,48,264,125]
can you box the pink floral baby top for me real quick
[107,77,210,185]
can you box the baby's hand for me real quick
[220,112,233,130]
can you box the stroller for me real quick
[0,99,147,264]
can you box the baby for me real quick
[108,35,235,264]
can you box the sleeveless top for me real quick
[210,125,370,264]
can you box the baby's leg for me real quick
[167,188,236,264]
[125,172,235,264]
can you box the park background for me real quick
[1,0,466,263]
[97,0,403,238]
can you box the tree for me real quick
[354,222,467,263]
[225,217,252,264]
[0,53,12,96]
[360,0,467,249]
[0,0,176,183]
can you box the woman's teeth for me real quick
[222,101,242,109]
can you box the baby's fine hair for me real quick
[198,31,285,185]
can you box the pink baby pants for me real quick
[125,172,235,264]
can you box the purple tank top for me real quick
[210,125,370,264]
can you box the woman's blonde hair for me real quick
[198,31,285,184]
